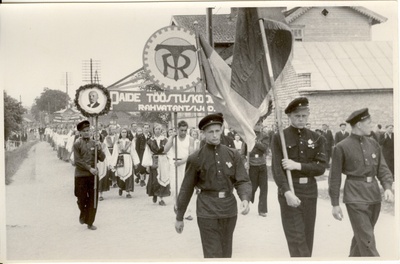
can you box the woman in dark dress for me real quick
[146,123,171,205]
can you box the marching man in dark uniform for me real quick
[328,108,393,257]
[271,97,327,257]
[174,113,252,258]
[73,120,106,230]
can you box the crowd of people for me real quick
[37,97,394,258]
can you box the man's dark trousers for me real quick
[346,203,381,257]
[197,216,237,258]
[75,176,99,226]
[249,164,268,214]
[278,194,317,257]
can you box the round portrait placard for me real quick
[74,83,111,117]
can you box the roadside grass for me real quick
[5,140,38,185]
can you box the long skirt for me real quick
[146,155,170,198]
[146,168,170,197]
[116,154,134,192]
[117,175,134,192]
[99,169,112,192]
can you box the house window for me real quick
[291,27,304,42]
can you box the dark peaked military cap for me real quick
[199,113,224,130]
[345,108,370,125]
[284,97,309,114]
[77,120,90,131]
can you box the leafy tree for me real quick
[31,88,70,121]
[35,87,70,114]
[4,91,26,140]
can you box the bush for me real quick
[5,140,38,185]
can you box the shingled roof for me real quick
[171,14,237,43]
[293,41,392,92]
[172,6,387,43]
[284,6,387,25]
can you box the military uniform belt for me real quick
[292,177,311,184]
[201,190,232,198]
[347,175,375,183]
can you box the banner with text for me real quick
[110,91,215,113]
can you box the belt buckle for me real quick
[299,177,308,184]
[366,177,373,183]
[218,192,226,198]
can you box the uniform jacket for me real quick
[73,137,106,177]
[271,126,327,198]
[176,143,252,221]
[329,134,393,206]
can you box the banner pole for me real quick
[258,19,294,194]
[174,112,179,204]
[94,116,98,208]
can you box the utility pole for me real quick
[61,72,72,107]
[82,59,101,84]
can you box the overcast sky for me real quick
[1,1,397,108]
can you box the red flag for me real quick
[231,8,292,108]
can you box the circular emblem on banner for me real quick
[143,25,201,91]
[74,83,111,117]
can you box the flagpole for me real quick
[258,19,294,194]
[194,21,209,116]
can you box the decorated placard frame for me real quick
[74,83,111,117]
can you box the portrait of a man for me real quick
[88,91,100,108]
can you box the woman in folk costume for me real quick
[65,128,78,163]
[113,128,140,198]
[96,129,117,201]
[103,126,119,188]
[146,123,171,206]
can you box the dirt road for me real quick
[5,141,398,262]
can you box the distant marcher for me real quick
[233,134,244,155]
[103,127,119,188]
[370,124,383,142]
[380,125,394,179]
[271,97,327,257]
[146,123,171,205]
[227,127,235,139]
[127,122,137,141]
[39,126,45,141]
[329,108,394,257]
[98,123,108,143]
[334,123,349,145]
[322,124,334,166]
[174,113,251,258]
[248,128,270,217]
[21,130,28,143]
[114,128,140,198]
[165,120,195,220]
[135,127,148,186]
[73,120,105,230]
[191,129,201,151]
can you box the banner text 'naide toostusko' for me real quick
[109,91,215,113]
